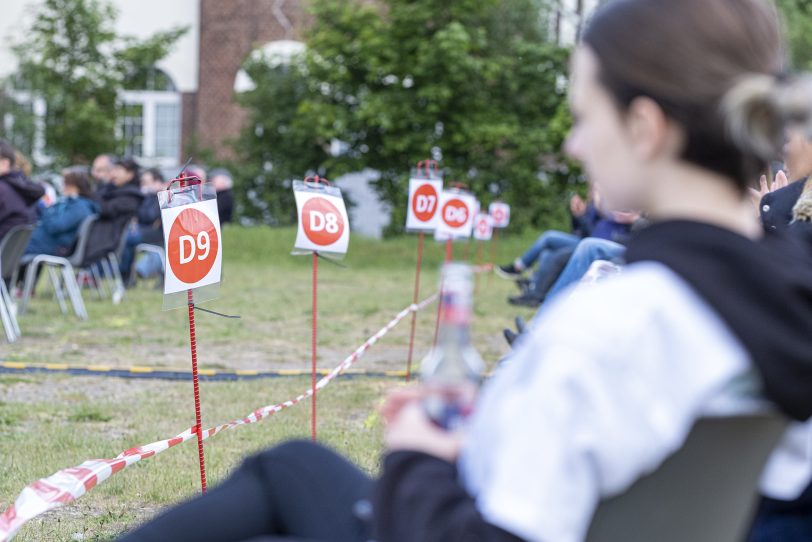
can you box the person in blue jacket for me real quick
[25,168,98,257]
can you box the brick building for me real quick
[0,0,306,168]
[186,0,307,160]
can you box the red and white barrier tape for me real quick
[0,293,438,542]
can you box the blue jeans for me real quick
[119,228,143,279]
[135,251,163,279]
[520,231,580,286]
[545,237,625,300]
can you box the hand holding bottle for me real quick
[382,386,464,462]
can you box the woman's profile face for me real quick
[783,127,812,182]
[565,47,649,212]
[111,165,133,186]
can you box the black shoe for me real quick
[496,264,523,280]
[515,278,531,292]
[515,316,527,334]
[503,328,519,346]
[508,293,543,308]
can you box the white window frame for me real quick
[118,90,181,168]
[7,90,49,167]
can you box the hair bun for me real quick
[724,74,812,163]
[723,74,784,162]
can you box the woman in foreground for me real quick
[120,0,812,540]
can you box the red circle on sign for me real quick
[493,209,504,223]
[168,208,219,284]
[303,197,345,246]
[477,218,489,235]
[411,183,439,222]
[442,198,469,228]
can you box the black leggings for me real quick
[118,441,374,542]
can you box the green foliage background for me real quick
[0,0,185,167]
[232,0,579,234]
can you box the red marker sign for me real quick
[302,197,345,246]
[489,201,511,228]
[406,179,443,232]
[294,182,351,255]
[473,213,494,241]
[436,190,476,239]
[162,199,223,295]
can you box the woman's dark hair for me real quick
[582,0,812,191]
[0,139,16,168]
[63,167,93,198]
[115,157,141,182]
[143,167,164,184]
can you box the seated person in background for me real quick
[507,206,640,307]
[210,168,235,224]
[748,126,812,542]
[120,168,164,282]
[0,139,45,241]
[498,188,634,306]
[90,153,116,189]
[24,168,98,257]
[755,126,812,234]
[85,157,144,266]
[119,2,812,541]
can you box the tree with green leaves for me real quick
[777,0,812,71]
[233,0,576,232]
[0,0,186,167]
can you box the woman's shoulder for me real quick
[531,261,747,360]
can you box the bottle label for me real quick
[440,291,471,326]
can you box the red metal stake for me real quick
[475,240,484,294]
[187,289,207,493]
[311,252,318,441]
[405,232,424,382]
[489,229,500,285]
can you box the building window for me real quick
[117,90,181,167]
[154,102,180,159]
[115,67,181,166]
[119,103,144,158]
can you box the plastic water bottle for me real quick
[421,262,484,430]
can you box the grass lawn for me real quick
[0,226,538,541]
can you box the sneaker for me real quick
[495,264,523,280]
[514,316,527,334]
[508,293,543,308]
[503,328,519,346]
[515,278,531,293]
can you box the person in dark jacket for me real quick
[85,158,143,265]
[758,126,812,233]
[25,168,98,257]
[119,2,812,541]
[747,126,812,542]
[211,168,235,224]
[0,139,45,241]
[119,168,164,281]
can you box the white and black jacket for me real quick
[374,221,812,542]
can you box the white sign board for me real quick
[294,186,351,255]
[162,198,223,295]
[489,201,511,228]
[473,213,494,241]
[436,190,476,239]
[406,178,443,232]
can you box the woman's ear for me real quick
[626,96,681,161]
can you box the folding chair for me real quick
[0,225,35,342]
[105,218,135,305]
[586,413,787,542]
[19,215,99,320]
